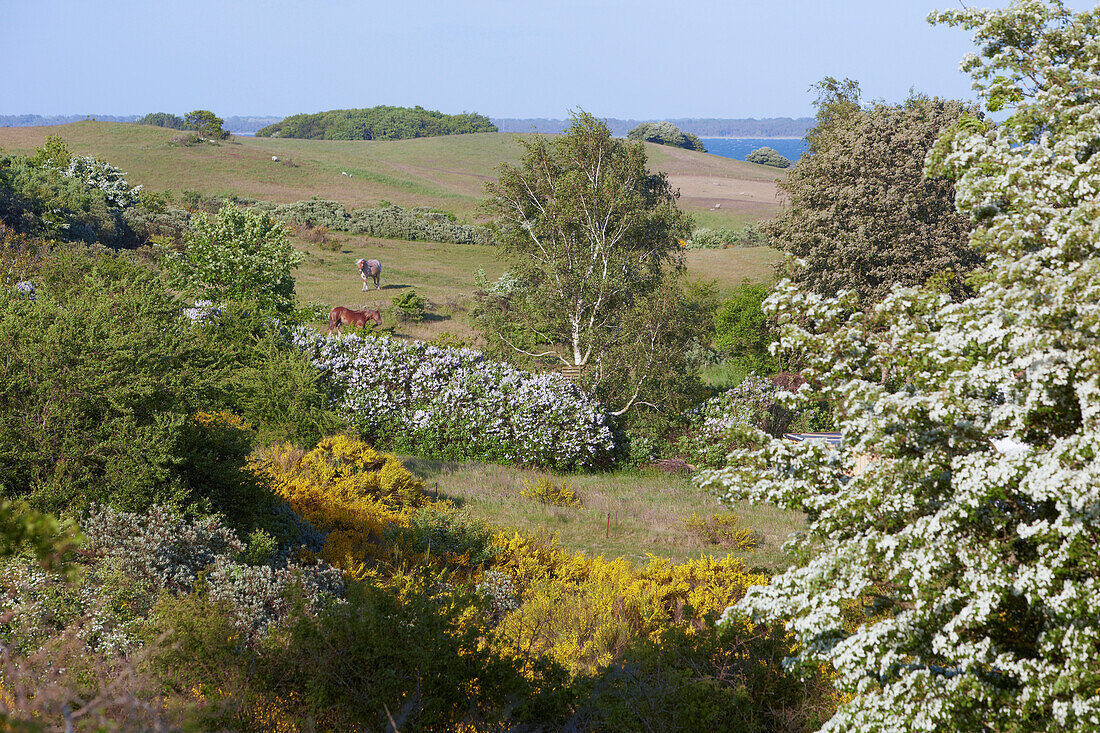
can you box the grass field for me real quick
[291,231,783,341]
[402,457,804,570]
[0,121,784,229]
[0,120,799,567]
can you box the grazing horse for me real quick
[356,258,382,291]
[328,306,382,334]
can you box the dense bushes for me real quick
[627,121,707,152]
[294,330,618,469]
[0,245,337,521]
[687,224,769,249]
[0,153,128,245]
[253,198,491,244]
[255,105,497,140]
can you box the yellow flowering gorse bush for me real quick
[490,532,769,673]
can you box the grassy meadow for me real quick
[404,457,804,570]
[0,120,796,569]
[0,121,784,228]
[292,230,783,342]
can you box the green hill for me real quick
[0,122,784,228]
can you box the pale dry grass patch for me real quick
[401,456,803,569]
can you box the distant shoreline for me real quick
[699,136,803,140]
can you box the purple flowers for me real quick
[294,330,616,469]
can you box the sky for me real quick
[0,0,1090,119]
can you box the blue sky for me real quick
[0,0,1088,119]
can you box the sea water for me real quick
[699,137,808,164]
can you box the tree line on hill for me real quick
[254,106,498,140]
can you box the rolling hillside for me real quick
[0,122,784,228]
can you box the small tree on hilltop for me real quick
[702,1,1100,729]
[627,121,706,152]
[165,204,302,314]
[184,109,229,140]
[481,111,696,415]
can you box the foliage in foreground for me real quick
[2,431,834,731]
[701,2,1100,729]
[0,245,336,522]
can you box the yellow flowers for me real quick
[253,436,427,578]
[519,477,581,507]
[684,511,759,550]
[490,532,769,674]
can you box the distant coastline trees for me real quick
[627,121,706,152]
[255,106,497,140]
[138,112,187,130]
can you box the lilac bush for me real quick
[293,330,617,469]
[677,375,788,467]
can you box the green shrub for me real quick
[391,289,427,322]
[688,224,769,249]
[0,247,339,517]
[745,146,791,168]
[164,204,303,315]
[389,506,500,567]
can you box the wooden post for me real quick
[606,512,611,539]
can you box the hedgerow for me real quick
[293,330,618,469]
[254,198,491,244]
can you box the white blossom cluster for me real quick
[701,3,1100,730]
[181,299,223,324]
[293,329,617,469]
[63,155,141,209]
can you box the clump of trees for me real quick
[767,78,981,301]
[702,1,1100,729]
[745,146,790,168]
[627,120,706,152]
[138,112,186,130]
[255,106,497,140]
[183,110,229,140]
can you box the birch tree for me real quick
[482,112,692,415]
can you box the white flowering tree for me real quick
[63,156,141,209]
[700,2,1100,730]
[165,204,303,315]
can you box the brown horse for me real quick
[328,306,382,334]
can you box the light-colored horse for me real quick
[356,258,382,291]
